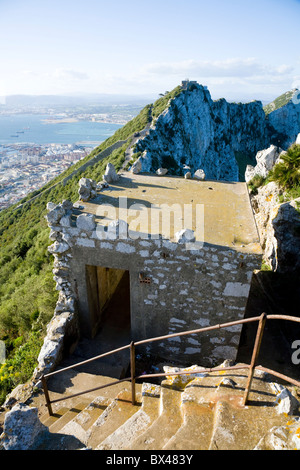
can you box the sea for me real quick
[0,113,122,148]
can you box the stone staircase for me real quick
[9,362,298,451]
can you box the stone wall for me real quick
[42,200,262,369]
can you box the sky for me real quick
[0,0,300,103]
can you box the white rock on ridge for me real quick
[296,133,300,144]
[156,168,168,176]
[193,169,206,180]
[103,163,119,183]
[245,145,282,182]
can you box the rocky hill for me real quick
[134,82,269,181]
[0,80,299,413]
[129,81,300,182]
[264,89,300,148]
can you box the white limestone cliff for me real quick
[266,89,300,148]
[134,83,269,181]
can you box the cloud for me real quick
[143,58,294,79]
[53,69,89,80]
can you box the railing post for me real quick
[243,313,267,406]
[41,375,53,416]
[130,341,136,405]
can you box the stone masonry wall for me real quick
[40,200,262,372]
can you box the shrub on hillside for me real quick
[269,144,300,191]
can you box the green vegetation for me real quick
[0,89,183,404]
[263,90,295,115]
[247,144,300,200]
[268,144,300,193]
[152,86,182,120]
[247,174,267,195]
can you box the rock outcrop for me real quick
[245,145,283,183]
[78,178,97,202]
[251,186,300,272]
[134,82,269,181]
[266,89,300,148]
[103,162,119,184]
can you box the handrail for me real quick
[40,313,300,415]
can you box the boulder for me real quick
[184,171,192,179]
[46,204,65,225]
[156,168,168,176]
[97,181,109,191]
[2,404,48,450]
[76,213,96,231]
[131,157,142,174]
[78,178,97,202]
[275,387,300,415]
[103,163,119,183]
[193,169,205,181]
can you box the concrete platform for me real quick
[78,173,262,254]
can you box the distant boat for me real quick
[16,131,24,134]
[11,135,19,137]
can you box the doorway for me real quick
[79,266,131,377]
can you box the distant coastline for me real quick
[42,117,80,124]
[42,117,129,125]
[0,114,122,146]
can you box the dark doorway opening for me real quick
[85,265,131,338]
[70,267,131,378]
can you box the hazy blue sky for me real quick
[1,0,300,101]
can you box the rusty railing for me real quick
[40,313,300,416]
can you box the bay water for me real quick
[0,113,122,147]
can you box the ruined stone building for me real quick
[43,169,262,373]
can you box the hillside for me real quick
[0,101,154,404]
[263,89,298,115]
[0,81,300,405]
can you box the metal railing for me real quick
[40,313,300,416]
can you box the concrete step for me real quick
[85,388,142,449]
[97,383,161,450]
[48,401,90,434]
[57,395,112,445]
[208,399,290,450]
[16,362,300,450]
[127,383,183,450]
[164,401,214,450]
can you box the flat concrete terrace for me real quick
[75,172,262,254]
